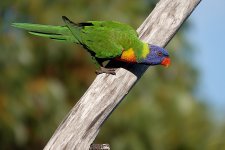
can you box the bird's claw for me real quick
[95,67,116,75]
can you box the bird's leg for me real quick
[93,57,116,75]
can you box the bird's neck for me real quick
[134,42,149,62]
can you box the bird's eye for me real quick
[157,52,163,56]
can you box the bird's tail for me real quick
[12,23,78,43]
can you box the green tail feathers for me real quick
[12,22,78,43]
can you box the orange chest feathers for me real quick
[117,48,137,63]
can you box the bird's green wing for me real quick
[62,17,138,59]
[81,26,123,58]
[81,21,139,58]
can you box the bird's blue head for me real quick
[141,44,170,67]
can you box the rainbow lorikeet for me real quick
[12,16,170,74]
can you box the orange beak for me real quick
[161,57,170,67]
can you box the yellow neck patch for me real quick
[141,43,149,58]
[120,48,136,62]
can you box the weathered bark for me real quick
[44,0,201,149]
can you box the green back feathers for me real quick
[81,20,141,58]
[61,16,139,58]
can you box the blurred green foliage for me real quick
[1,0,225,149]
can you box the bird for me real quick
[12,16,170,75]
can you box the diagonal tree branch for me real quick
[44,0,201,149]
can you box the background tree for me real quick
[0,0,224,149]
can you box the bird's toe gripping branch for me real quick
[95,67,117,75]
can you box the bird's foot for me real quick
[95,67,116,75]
